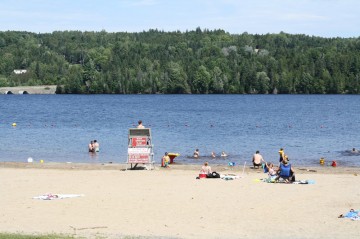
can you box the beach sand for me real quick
[1,162,360,239]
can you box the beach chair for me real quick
[276,163,294,182]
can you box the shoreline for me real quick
[1,161,359,174]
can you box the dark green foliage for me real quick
[0,30,359,94]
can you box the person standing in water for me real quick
[193,149,200,158]
[88,141,95,153]
[93,140,100,152]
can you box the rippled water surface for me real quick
[1,94,359,166]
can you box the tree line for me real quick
[1,28,360,94]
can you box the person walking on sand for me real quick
[252,150,265,169]
[137,120,145,129]
[162,152,170,168]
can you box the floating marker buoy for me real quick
[27,157,33,163]
[40,159,44,163]
[12,123,17,127]
[320,157,325,165]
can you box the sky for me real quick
[0,0,359,38]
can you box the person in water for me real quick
[221,151,228,157]
[93,140,100,152]
[193,149,200,158]
[88,141,95,153]
[211,151,216,158]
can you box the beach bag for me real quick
[207,172,220,178]
[263,164,268,173]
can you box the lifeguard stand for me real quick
[127,128,154,169]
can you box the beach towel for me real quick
[33,193,84,200]
[258,178,315,184]
[339,209,360,220]
[220,174,240,180]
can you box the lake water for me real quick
[1,94,359,167]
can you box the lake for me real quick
[0,94,359,167]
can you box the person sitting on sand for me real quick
[265,162,277,177]
[200,162,212,176]
[193,149,200,158]
[88,141,95,153]
[252,150,265,169]
[276,158,295,183]
[338,209,360,219]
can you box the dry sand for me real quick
[1,162,360,239]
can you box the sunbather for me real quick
[200,162,212,175]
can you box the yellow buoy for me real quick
[320,157,325,165]
[12,123,17,127]
[40,159,44,163]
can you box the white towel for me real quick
[33,193,84,200]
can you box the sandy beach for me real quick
[1,162,360,239]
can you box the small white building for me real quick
[13,69,27,74]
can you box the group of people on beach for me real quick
[196,147,295,182]
[252,148,295,183]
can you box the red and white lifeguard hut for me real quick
[127,128,154,169]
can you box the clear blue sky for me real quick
[0,0,359,38]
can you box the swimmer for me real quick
[221,151,228,157]
[193,149,200,158]
[352,148,359,153]
[211,151,216,158]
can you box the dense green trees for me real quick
[0,29,360,94]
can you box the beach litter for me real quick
[33,193,84,200]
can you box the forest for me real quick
[1,28,360,94]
